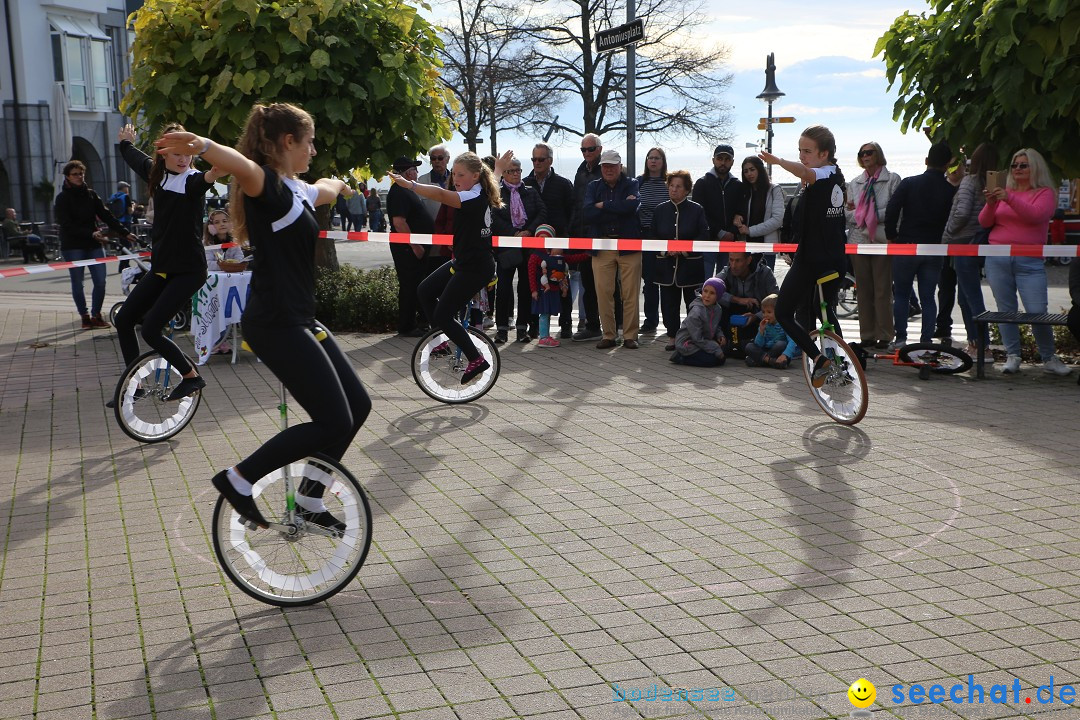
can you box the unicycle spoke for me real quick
[212,455,372,606]
[804,330,869,425]
[412,327,500,404]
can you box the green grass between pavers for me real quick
[315,265,399,333]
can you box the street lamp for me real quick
[756,53,785,156]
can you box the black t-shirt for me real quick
[795,166,847,274]
[387,184,434,235]
[452,184,493,267]
[242,166,320,327]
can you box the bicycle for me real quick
[211,327,373,606]
[866,342,972,380]
[801,271,870,425]
[835,271,858,318]
[411,279,501,404]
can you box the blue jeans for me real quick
[953,255,989,348]
[64,246,107,316]
[640,251,659,327]
[892,256,942,343]
[985,255,1055,359]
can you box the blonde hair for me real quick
[857,141,887,168]
[202,209,229,246]
[761,293,779,309]
[1006,148,1054,191]
[229,103,314,243]
[454,152,503,209]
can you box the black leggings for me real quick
[776,260,841,361]
[417,257,495,362]
[236,322,371,488]
[115,270,207,373]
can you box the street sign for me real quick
[758,116,797,124]
[596,18,644,52]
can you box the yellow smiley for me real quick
[848,678,876,709]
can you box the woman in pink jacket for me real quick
[979,148,1070,376]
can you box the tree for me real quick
[877,0,1080,177]
[122,0,453,266]
[518,0,733,141]
[437,0,563,154]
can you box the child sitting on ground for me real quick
[670,277,727,366]
[745,294,797,368]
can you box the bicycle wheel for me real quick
[835,273,858,318]
[802,329,869,425]
[899,343,972,374]
[412,326,501,404]
[113,349,202,443]
[212,454,373,607]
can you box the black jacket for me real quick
[491,182,547,236]
[884,169,957,244]
[523,169,574,236]
[55,182,129,251]
[691,170,744,241]
[571,160,602,235]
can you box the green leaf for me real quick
[379,51,405,69]
[310,48,331,69]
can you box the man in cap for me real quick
[692,143,744,277]
[387,156,436,336]
[583,150,642,349]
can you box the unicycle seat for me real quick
[817,271,840,285]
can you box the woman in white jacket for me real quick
[845,141,902,348]
[734,156,784,270]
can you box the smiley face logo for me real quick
[848,678,876,708]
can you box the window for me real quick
[50,16,114,111]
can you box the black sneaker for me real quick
[297,507,346,537]
[516,331,531,343]
[811,355,832,388]
[211,470,268,528]
[494,330,508,344]
[106,388,146,409]
[165,375,206,401]
[639,322,658,335]
[559,328,573,340]
[572,328,601,342]
[461,356,490,384]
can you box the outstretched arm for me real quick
[759,151,816,186]
[156,132,265,198]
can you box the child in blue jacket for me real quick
[745,294,798,368]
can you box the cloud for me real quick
[827,68,887,79]
[781,103,881,115]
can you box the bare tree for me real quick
[438,0,564,153]
[519,0,733,142]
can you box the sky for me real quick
[393,0,936,188]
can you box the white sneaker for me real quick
[1042,356,1072,376]
[1000,355,1021,374]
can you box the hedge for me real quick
[315,265,398,333]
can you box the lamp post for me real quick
[756,53,785,156]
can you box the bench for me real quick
[974,311,1069,378]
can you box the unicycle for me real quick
[211,328,373,606]
[112,312,202,443]
[802,271,869,425]
[412,290,501,403]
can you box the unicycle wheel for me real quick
[899,343,973,375]
[802,330,869,425]
[411,327,501,404]
[212,454,373,606]
[113,349,202,443]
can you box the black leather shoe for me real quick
[211,470,268,528]
[166,375,206,402]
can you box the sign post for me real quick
[596,16,644,172]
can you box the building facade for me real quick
[1,0,143,222]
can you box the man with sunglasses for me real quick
[524,143,576,338]
[884,142,957,348]
[570,134,605,341]
[417,144,451,221]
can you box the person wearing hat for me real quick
[669,277,728,366]
[387,155,436,337]
[691,143,745,278]
[583,149,642,349]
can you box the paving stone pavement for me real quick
[1,306,1079,720]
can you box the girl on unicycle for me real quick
[155,103,370,530]
[390,151,511,384]
[108,123,224,406]
[759,126,847,388]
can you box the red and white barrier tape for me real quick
[321,230,1079,257]
[4,235,1075,279]
[0,242,241,279]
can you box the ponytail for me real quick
[453,152,503,209]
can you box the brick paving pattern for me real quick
[1,306,1078,720]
